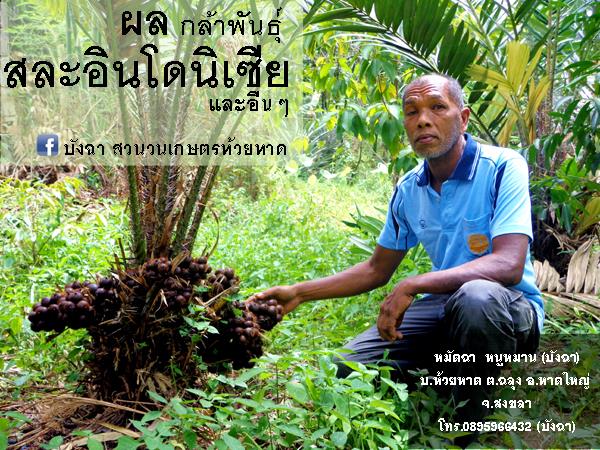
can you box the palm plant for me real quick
[302,0,597,156]
[62,0,299,265]
[462,0,598,155]
[10,0,301,410]
[83,0,311,264]
[304,0,480,82]
[90,0,220,264]
[469,40,550,147]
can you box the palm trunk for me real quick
[105,0,146,264]
[153,32,196,252]
[185,165,220,252]
[172,165,209,254]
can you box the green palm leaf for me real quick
[305,0,480,78]
[309,7,360,24]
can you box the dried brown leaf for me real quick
[534,260,543,287]
[566,239,593,293]
[540,260,550,291]
[584,250,599,294]
[543,293,600,321]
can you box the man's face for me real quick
[402,77,469,160]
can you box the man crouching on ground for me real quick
[250,73,543,447]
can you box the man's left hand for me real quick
[377,281,415,341]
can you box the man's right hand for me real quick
[247,285,303,315]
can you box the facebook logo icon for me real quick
[36,134,60,156]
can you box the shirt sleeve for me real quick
[377,184,418,251]
[490,155,533,241]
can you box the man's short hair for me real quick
[402,74,465,109]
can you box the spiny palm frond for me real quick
[458,0,539,45]
[305,0,480,81]
[70,0,299,260]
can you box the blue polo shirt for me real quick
[378,133,544,331]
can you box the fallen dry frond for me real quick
[3,392,148,449]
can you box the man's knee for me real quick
[455,279,501,302]
[447,279,513,317]
[445,280,516,353]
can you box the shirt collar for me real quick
[415,133,480,187]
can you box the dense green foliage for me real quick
[1,173,599,449]
[303,0,599,244]
[0,177,123,385]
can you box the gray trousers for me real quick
[335,280,539,422]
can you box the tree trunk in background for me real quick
[0,1,16,151]
[536,5,561,177]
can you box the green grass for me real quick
[0,171,598,449]
[204,170,399,352]
[0,177,125,390]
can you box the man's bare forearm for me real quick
[252,246,405,315]
[294,260,387,303]
[401,235,528,296]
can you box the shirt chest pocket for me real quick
[462,213,492,256]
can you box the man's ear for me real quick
[460,107,471,132]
